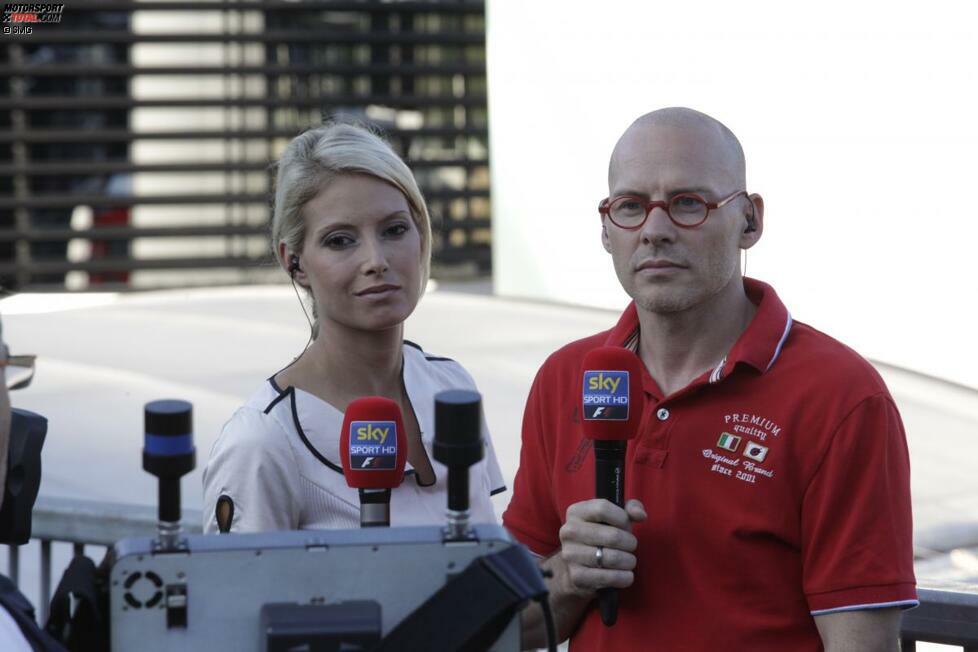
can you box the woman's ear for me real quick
[278,242,308,287]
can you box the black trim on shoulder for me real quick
[289,389,344,474]
[268,375,285,393]
[405,338,455,363]
[263,380,291,415]
[490,485,507,497]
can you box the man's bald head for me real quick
[609,107,746,191]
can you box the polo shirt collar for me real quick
[602,277,793,382]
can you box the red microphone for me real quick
[580,346,646,627]
[339,397,409,527]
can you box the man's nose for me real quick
[640,204,677,245]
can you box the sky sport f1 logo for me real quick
[2,3,63,34]
[582,370,629,420]
[348,420,397,470]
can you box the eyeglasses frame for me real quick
[598,189,752,230]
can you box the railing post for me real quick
[7,544,19,586]
[900,639,916,651]
[73,542,84,558]
[40,539,52,624]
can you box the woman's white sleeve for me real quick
[202,407,301,533]
[481,410,507,496]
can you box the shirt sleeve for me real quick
[502,366,563,556]
[482,409,507,496]
[202,406,302,534]
[801,393,918,614]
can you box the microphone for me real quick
[339,397,408,527]
[143,400,196,551]
[432,390,484,541]
[580,346,646,627]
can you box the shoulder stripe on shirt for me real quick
[288,388,344,474]
[810,598,919,616]
[405,338,455,362]
[764,312,794,372]
[263,381,291,415]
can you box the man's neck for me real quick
[636,277,756,397]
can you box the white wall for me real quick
[487,0,978,389]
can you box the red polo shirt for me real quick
[503,278,916,651]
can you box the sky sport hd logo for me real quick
[582,370,630,421]
[2,3,63,35]
[348,420,398,470]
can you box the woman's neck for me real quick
[287,319,406,406]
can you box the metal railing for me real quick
[6,496,978,649]
[5,495,202,623]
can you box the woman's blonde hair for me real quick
[271,122,433,332]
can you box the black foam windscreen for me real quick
[0,408,48,545]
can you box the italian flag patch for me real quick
[717,432,741,452]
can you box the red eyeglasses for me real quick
[599,190,749,229]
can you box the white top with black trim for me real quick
[202,342,506,533]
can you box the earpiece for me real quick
[743,218,756,234]
[288,254,301,276]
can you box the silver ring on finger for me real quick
[595,545,604,569]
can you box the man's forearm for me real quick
[520,552,593,650]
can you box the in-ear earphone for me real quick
[744,217,757,234]
[288,255,301,276]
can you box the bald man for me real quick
[503,108,916,651]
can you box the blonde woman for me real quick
[202,123,505,533]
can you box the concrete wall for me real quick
[487,0,978,389]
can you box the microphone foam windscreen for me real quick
[339,397,408,489]
[580,346,646,441]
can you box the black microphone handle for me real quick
[593,441,626,507]
[593,440,627,627]
[358,488,392,528]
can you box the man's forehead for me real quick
[609,112,745,193]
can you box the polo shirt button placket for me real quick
[656,407,670,421]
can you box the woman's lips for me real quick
[355,284,401,296]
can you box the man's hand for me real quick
[557,498,647,596]
[519,498,646,650]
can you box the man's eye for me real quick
[672,196,704,212]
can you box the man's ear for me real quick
[601,219,612,253]
[740,193,764,250]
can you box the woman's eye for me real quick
[386,223,409,237]
[323,234,354,249]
